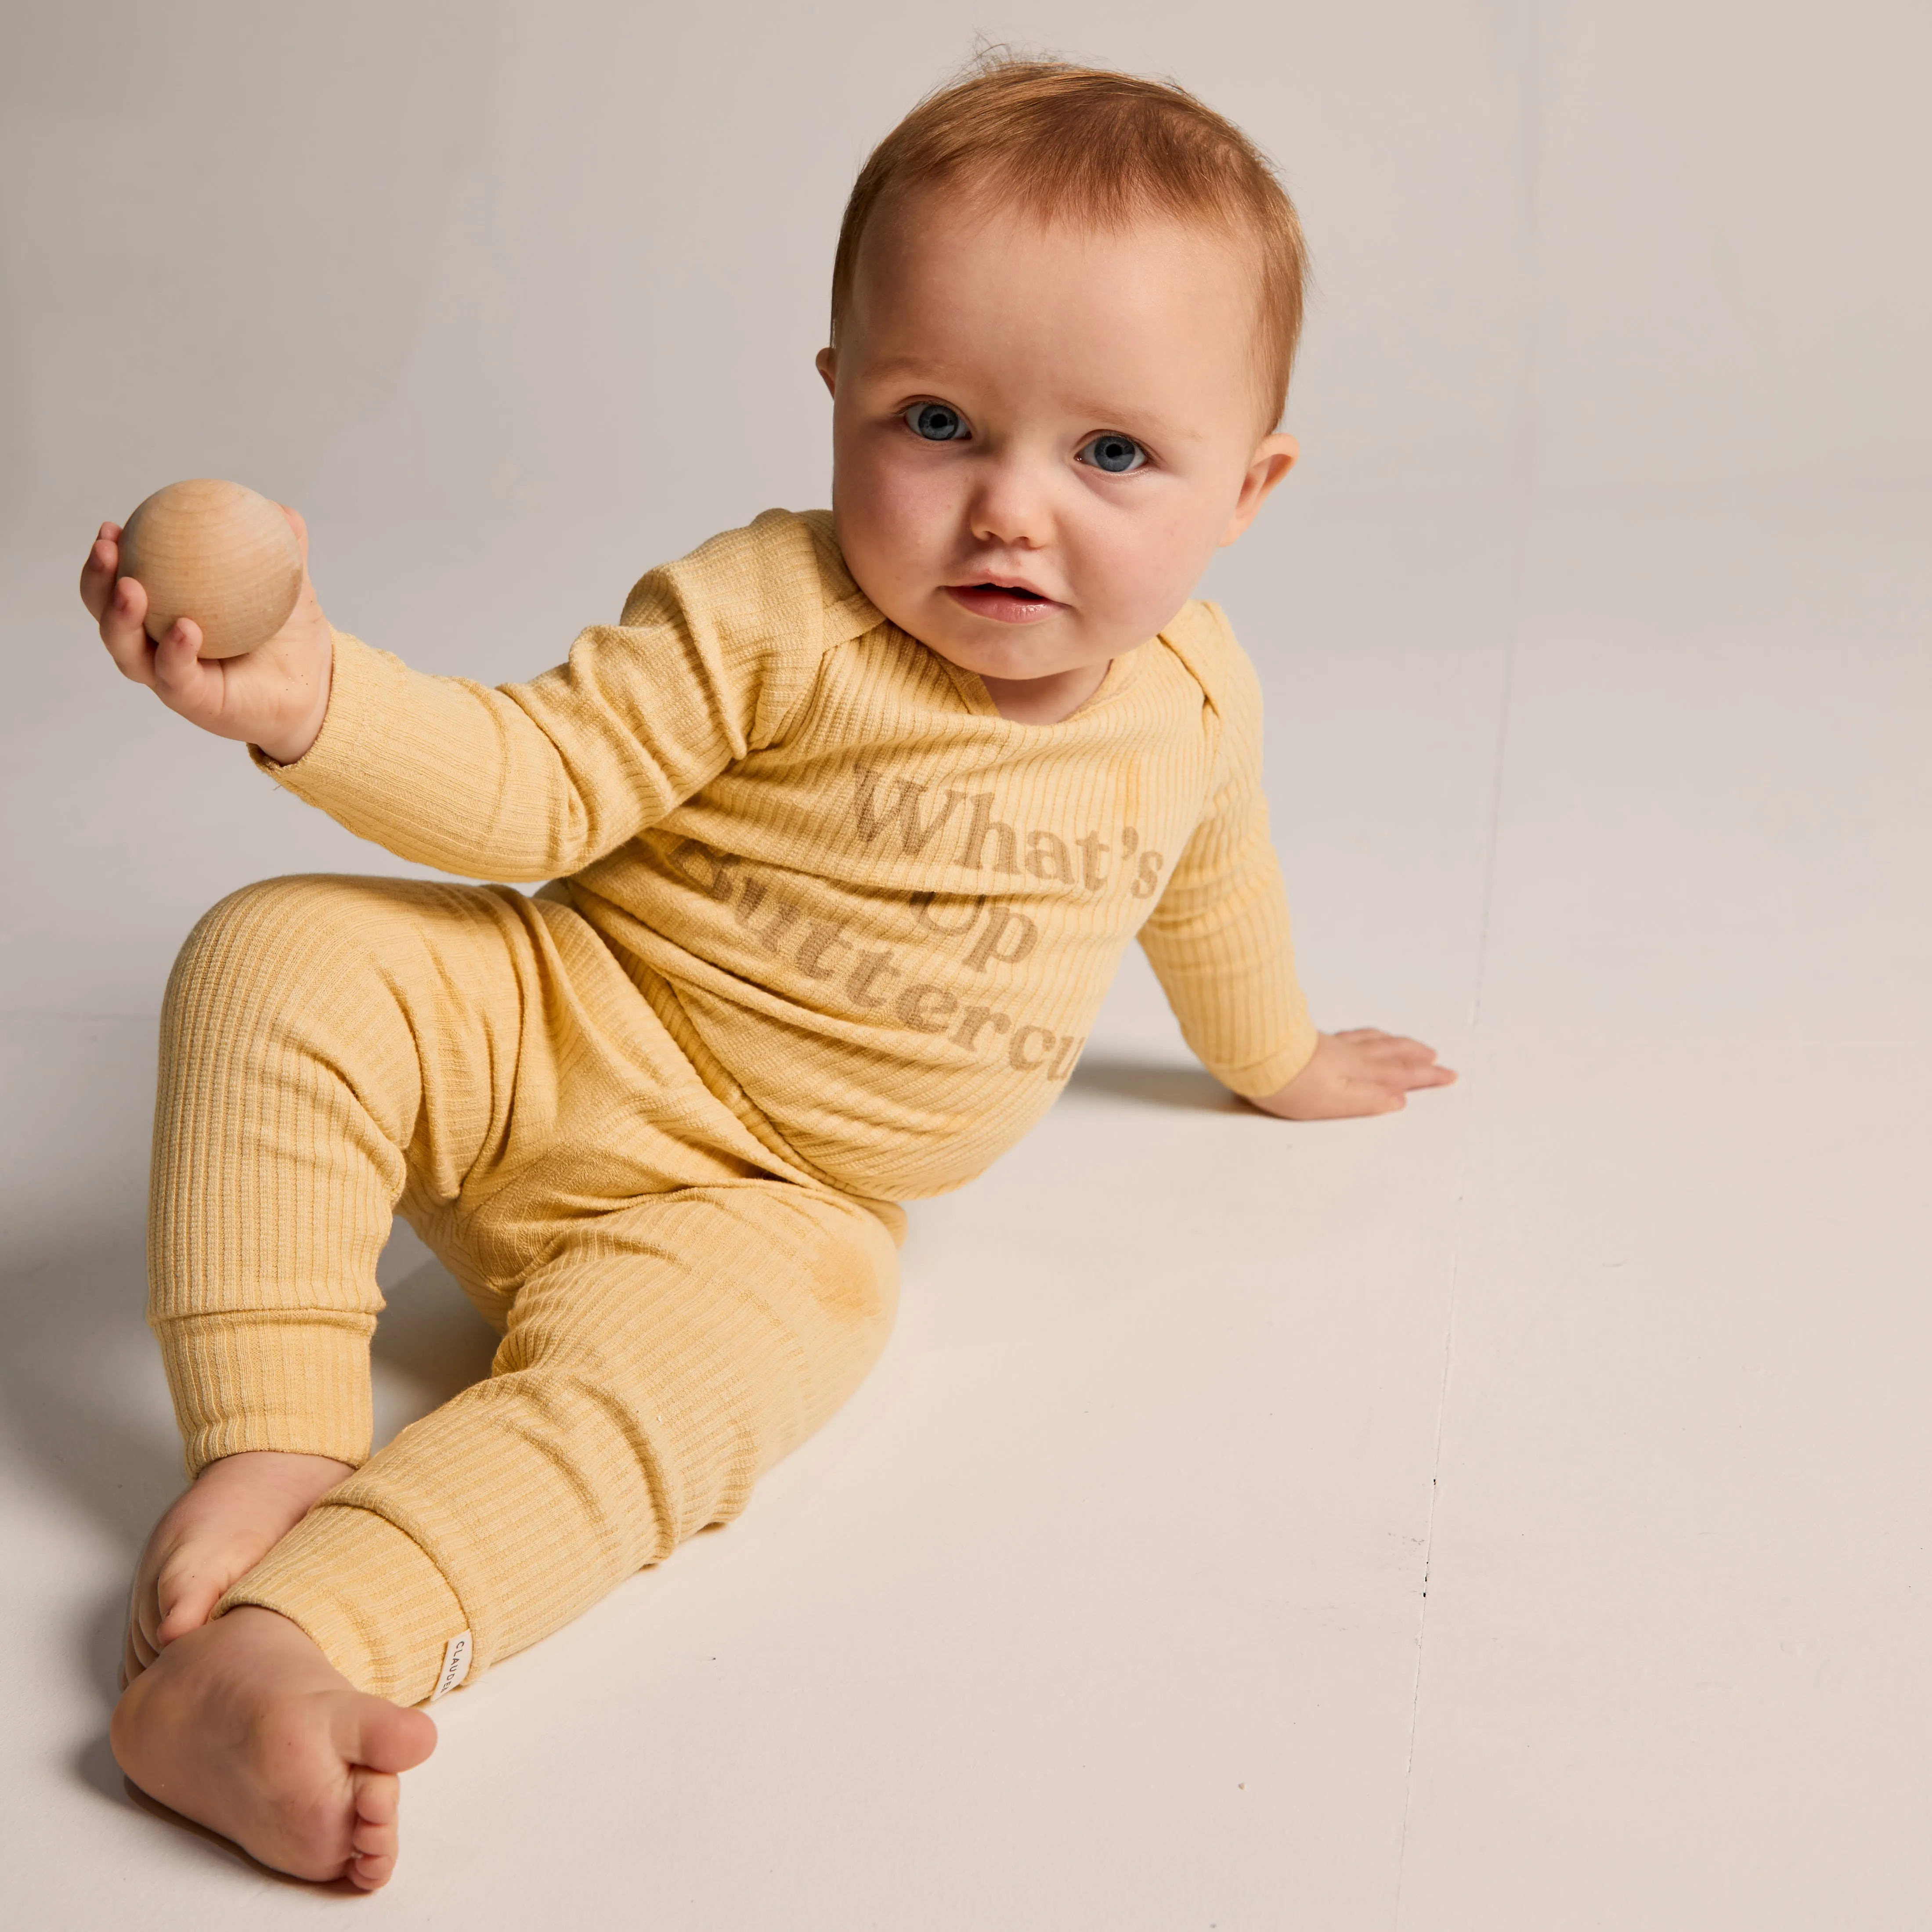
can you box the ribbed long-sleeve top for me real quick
[253,508,1316,1200]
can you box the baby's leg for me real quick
[115,1179,896,1885]
[116,871,898,1881]
[142,872,593,1480]
[118,871,641,1881]
[224,1175,900,1701]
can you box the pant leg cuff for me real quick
[218,1502,469,1706]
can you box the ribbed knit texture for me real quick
[153,509,1314,1704]
[253,509,1316,1199]
[156,873,901,1703]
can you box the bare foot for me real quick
[111,1605,437,1889]
[123,1450,355,1687]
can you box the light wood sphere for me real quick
[116,478,303,659]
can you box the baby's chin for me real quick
[890,596,1124,685]
[917,629,1115,689]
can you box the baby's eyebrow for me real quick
[864,354,964,384]
[1058,397,1192,440]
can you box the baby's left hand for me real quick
[1249,1029,1456,1120]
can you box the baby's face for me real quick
[820,189,1296,709]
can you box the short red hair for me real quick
[830,54,1310,433]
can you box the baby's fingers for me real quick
[97,573,163,686]
[154,1554,230,1646]
[1386,1044,1457,1089]
[79,524,124,620]
[147,616,215,708]
[1354,1031,1456,1082]
[1373,1051,1456,1093]
[126,1587,163,1685]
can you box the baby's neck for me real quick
[978,659,1111,726]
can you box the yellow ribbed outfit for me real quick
[149,509,1315,1705]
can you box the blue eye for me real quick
[906,402,969,441]
[1080,432,1147,474]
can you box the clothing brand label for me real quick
[432,1631,473,1701]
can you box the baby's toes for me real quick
[349,1769,400,1888]
[350,1847,394,1893]
[352,1767,400,1831]
[349,1848,396,1891]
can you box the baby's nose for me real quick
[965,460,1053,549]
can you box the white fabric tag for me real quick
[431,1631,473,1701]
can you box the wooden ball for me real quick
[117,478,303,659]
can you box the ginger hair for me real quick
[829,54,1310,433]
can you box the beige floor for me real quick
[4,486,1927,1927]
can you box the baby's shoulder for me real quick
[609,509,881,748]
[617,508,878,656]
[1154,597,1261,723]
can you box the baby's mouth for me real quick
[945,581,1060,624]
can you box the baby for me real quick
[80,57,1452,1889]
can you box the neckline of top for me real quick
[914,632,1152,728]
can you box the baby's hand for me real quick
[122,1451,354,1690]
[79,505,335,765]
[1249,1029,1456,1120]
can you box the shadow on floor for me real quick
[0,1203,195,1722]
[0,1216,184,1549]
[0,1205,496,1716]
[76,1732,364,1891]
[0,1044,1235,1603]
[369,1256,502,1447]
[1063,1054,1249,1113]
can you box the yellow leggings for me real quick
[148,874,901,1705]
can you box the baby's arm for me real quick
[1142,790,1455,1122]
[1140,610,1454,1120]
[82,510,816,882]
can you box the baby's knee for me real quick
[726,1188,903,1396]
[161,875,408,1035]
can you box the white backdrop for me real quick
[3,0,1925,554]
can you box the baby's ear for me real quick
[815,347,838,396]
[1219,433,1299,547]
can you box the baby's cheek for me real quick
[883,466,961,568]
[838,459,948,604]
[1069,512,1201,648]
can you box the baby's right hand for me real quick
[80,505,336,766]
[122,1450,355,1690]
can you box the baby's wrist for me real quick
[251,626,334,765]
[254,694,328,767]
[197,1449,355,1511]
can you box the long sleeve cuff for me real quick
[249,627,408,797]
[219,1502,469,1706]
[155,1309,376,1477]
[1212,1015,1322,1102]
